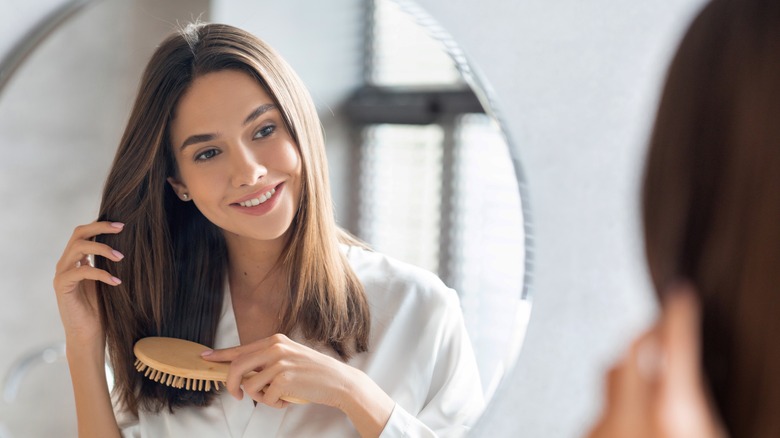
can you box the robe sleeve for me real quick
[379,287,485,438]
[111,390,141,438]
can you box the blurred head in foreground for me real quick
[643,0,780,435]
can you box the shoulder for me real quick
[342,245,460,316]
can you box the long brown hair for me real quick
[94,23,370,415]
[643,0,780,435]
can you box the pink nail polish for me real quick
[111,222,125,229]
[112,250,124,260]
[111,276,122,285]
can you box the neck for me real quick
[223,230,288,300]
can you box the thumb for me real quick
[660,283,701,388]
[201,345,242,362]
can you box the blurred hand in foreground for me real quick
[587,284,726,438]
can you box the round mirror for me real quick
[0,0,531,435]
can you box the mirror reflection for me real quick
[0,0,529,436]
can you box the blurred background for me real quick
[0,0,711,437]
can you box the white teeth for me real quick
[238,188,276,207]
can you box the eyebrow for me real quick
[179,103,278,151]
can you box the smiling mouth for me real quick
[236,188,277,207]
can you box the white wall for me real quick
[409,0,706,436]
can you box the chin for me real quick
[248,219,295,242]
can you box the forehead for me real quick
[170,70,275,140]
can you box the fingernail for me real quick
[112,250,124,260]
[201,350,213,357]
[111,222,125,229]
[111,276,122,285]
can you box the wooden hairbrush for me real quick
[133,336,307,404]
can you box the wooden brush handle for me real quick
[134,337,308,404]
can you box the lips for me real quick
[229,182,284,216]
[232,183,282,207]
[237,187,276,207]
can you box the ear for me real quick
[167,176,190,201]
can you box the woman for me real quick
[53,23,483,437]
[589,0,780,436]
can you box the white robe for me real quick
[116,246,484,437]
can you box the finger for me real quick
[589,362,624,438]
[242,379,274,406]
[228,352,278,399]
[223,363,246,400]
[261,374,289,407]
[204,335,294,400]
[659,283,701,386]
[58,221,125,272]
[620,331,658,408]
[221,354,271,401]
[599,332,659,436]
[54,265,122,294]
[262,387,288,409]
[209,348,264,400]
[604,359,640,418]
[201,345,245,362]
[230,341,297,381]
[656,283,713,434]
[202,333,289,362]
[585,423,605,438]
[602,364,622,411]
[241,365,279,402]
[58,240,125,273]
[70,221,125,243]
[252,370,299,407]
[244,381,287,409]
[632,328,663,384]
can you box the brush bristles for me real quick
[134,357,225,392]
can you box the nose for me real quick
[230,144,266,188]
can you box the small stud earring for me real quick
[182,194,189,200]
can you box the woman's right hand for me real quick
[586,285,726,438]
[53,221,125,348]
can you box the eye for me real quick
[253,124,276,139]
[194,148,220,161]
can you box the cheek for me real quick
[178,165,222,197]
[281,143,302,176]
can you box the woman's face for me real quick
[168,69,302,243]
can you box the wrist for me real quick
[338,368,395,438]
[65,338,106,366]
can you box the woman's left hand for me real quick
[586,285,725,438]
[201,333,352,408]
